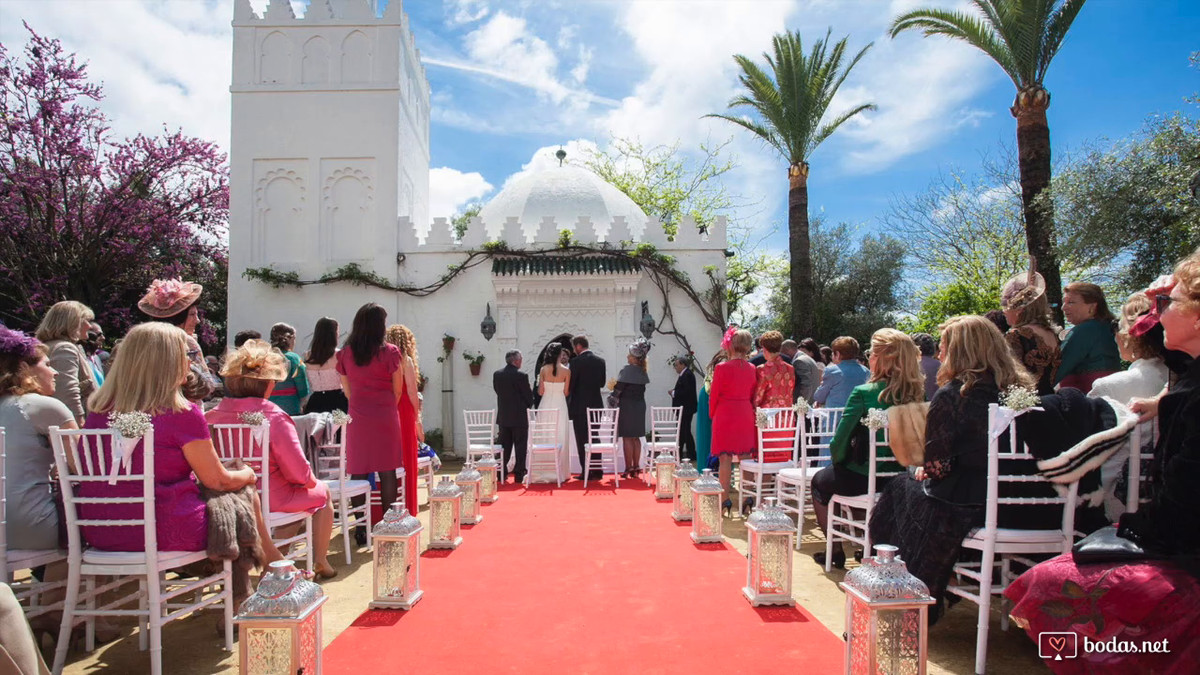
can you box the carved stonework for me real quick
[260,31,292,84]
[341,30,372,84]
[302,36,330,84]
[254,164,308,264]
[321,163,375,262]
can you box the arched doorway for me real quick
[531,332,574,407]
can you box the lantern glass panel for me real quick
[245,627,292,675]
[299,611,319,674]
[695,494,720,537]
[375,539,409,600]
[481,470,496,498]
[404,536,421,596]
[461,486,477,519]
[875,607,923,675]
[849,598,871,673]
[755,533,791,595]
[657,466,675,494]
[678,483,693,512]
[431,501,453,540]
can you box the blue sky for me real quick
[1,0,1197,254]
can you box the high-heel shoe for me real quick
[812,549,847,569]
[722,499,733,517]
[741,497,755,517]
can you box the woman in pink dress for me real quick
[709,328,758,515]
[79,323,283,564]
[337,304,404,528]
[385,324,422,516]
[206,340,337,578]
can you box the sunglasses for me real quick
[1155,294,1174,315]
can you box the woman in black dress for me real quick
[614,338,651,479]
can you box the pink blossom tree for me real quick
[0,24,229,347]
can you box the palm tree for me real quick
[890,0,1087,323]
[707,29,874,340]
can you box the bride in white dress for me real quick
[536,344,576,483]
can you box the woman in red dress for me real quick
[385,324,422,516]
[709,328,758,515]
[749,330,796,513]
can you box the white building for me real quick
[227,0,727,453]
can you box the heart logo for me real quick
[1048,637,1066,653]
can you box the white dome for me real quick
[478,163,648,236]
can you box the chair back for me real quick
[464,409,497,448]
[984,404,1078,551]
[527,408,559,447]
[587,408,620,447]
[1125,418,1159,513]
[800,407,843,466]
[865,424,903,499]
[210,422,272,515]
[754,408,799,464]
[316,423,350,483]
[650,407,682,447]
[49,426,159,560]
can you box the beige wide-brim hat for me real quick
[1000,270,1047,312]
[138,278,203,318]
[220,339,288,381]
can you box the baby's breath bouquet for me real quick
[755,409,769,429]
[860,408,890,431]
[793,397,811,417]
[1000,385,1040,411]
[331,410,352,426]
[238,411,266,427]
[107,411,152,484]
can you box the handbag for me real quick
[1071,525,1162,564]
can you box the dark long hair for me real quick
[305,317,339,365]
[546,342,563,377]
[347,303,387,367]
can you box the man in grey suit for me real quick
[783,339,821,403]
[493,349,533,483]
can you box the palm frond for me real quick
[703,113,787,159]
[810,103,877,154]
[891,6,1022,87]
[1040,0,1087,82]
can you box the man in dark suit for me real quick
[493,349,533,483]
[567,335,606,479]
[670,354,697,460]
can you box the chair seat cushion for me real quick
[417,456,432,468]
[830,494,871,508]
[776,468,807,482]
[585,443,619,452]
[6,549,66,569]
[267,510,309,526]
[324,479,372,496]
[82,548,206,568]
[741,460,797,471]
[964,528,1066,545]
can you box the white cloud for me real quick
[429,167,494,219]
[463,11,572,104]
[448,0,490,25]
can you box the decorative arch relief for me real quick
[340,30,373,84]
[252,160,308,265]
[301,36,330,84]
[260,31,292,84]
[320,159,376,262]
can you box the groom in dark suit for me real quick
[567,335,606,480]
[494,349,533,483]
[670,354,698,461]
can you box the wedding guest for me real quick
[234,330,261,349]
[337,304,404,522]
[384,324,421,511]
[910,333,940,402]
[984,309,1010,335]
[1089,292,1172,405]
[80,322,284,565]
[813,336,869,409]
[869,315,1056,623]
[800,338,826,377]
[819,345,833,367]
[751,332,792,366]
[0,327,76,550]
[494,350,533,484]
[1001,270,1062,395]
[137,278,206,368]
[753,331,794,409]
[613,339,651,479]
[34,300,96,424]
[82,322,106,387]
[1057,282,1121,392]
[1005,249,1200,673]
[709,328,757,513]
[811,329,925,568]
[304,318,347,414]
[207,340,337,578]
[267,323,309,415]
[783,339,821,403]
[568,336,606,480]
[670,353,697,461]
[695,350,726,472]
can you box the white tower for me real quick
[227,0,430,337]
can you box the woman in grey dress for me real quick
[614,338,651,478]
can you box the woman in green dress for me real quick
[267,322,310,415]
[695,349,726,472]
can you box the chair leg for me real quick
[52,563,82,674]
[974,547,997,675]
[999,557,1012,632]
[341,494,353,566]
[138,578,148,651]
[825,502,836,573]
[84,575,95,652]
[222,560,234,651]
[148,571,163,675]
[305,516,314,573]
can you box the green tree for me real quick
[890,0,1088,325]
[451,202,482,239]
[898,282,996,335]
[707,29,875,341]
[765,219,906,344]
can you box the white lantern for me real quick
[653,448,677,500]
[369,502,423,610]
[428,477,463,549]
[690,468,724,543]
[235,560,327,674]
[841,544,934,674]
[476,454,500,503]
[672,459,700,521]
[743,497,795,606]
[455,461,483,525]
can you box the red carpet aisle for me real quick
[324,479,845,674]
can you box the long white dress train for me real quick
[537,380,576,483]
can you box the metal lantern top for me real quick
[692,468,722,493]
[481,303,497,341]
[236,560,326,618]
[746,497,793,532]
[456,461,483,483]
[431,475,463,499]
[372,502,422,537]
[476,455,499,471]
[654,447,676,463]
[674,459,699,480]
[639,301,655,339]
[841,544,934,605]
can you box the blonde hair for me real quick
[937,315,1035,394]
[88,323,191,414]
[1174,246,1200,314]
[869,329,925,405]
[384,324,420,382]
[221,339,288,382]
[729,329,753,356]
[36,301,94,342]
[1117,292,1161,361]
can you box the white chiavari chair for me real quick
[525,409,562,487]
[464,409,504,482]
[0,427,68,622]
[774,407,843,547]
[642,406,682,484]
[739,408,799,516]
[824,424,903,570]
[317,422,372,564]
[583,408,620,487]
